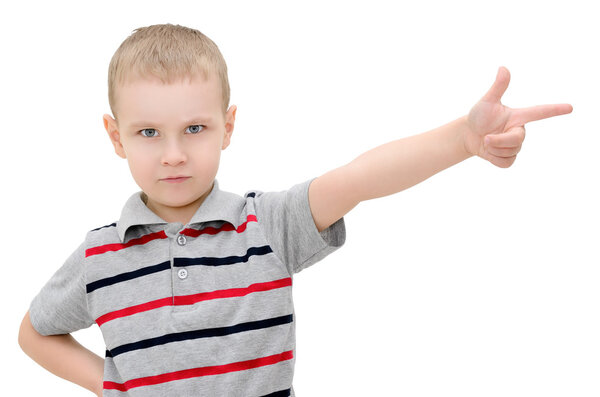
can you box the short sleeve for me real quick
[29,240,94,335]
[252,178,346,274]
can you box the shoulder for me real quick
[87,220,118,236]
[243,179,314,216]
[84,220,120,252]
[243,179,313,199]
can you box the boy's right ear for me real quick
[103,114,127,159]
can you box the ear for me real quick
[103,114,127,159]
[222,105,237,150]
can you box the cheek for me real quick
[191,138,222,163]
[193,148,221,175]
[126,150,156,181]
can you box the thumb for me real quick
[481,66,511,103]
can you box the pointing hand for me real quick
[464,67,573,168]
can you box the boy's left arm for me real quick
[308,67,573,232]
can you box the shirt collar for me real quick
[116,179,243,242]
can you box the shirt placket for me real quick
[164,223,188,306]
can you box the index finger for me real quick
[511,103,573,126]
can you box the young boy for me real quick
[18,24,572,396]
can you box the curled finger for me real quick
[486,153,518,168]
[486,145,522,158]
[485,125,526,148]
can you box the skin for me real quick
[18,66,572,395]
[19,72,237,397]
[18,312,104,396]
[103,73,237,225]
[308,67,573,232]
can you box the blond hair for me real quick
[107,24,230,119]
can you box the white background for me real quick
[2,0,598,396]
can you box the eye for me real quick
[140,128,158,138]
[186,125,205,134]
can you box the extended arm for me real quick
[18,311,104,396]
[308,67,573,232]
[309,116,472,232]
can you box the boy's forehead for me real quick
[115,73,223,124]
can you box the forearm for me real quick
[348,115,473,202]
[309,68,571,233]
[308,115,474,232]
[18,311,104,396]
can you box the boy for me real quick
[18,23,572,396]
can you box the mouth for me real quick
[161,176,191,183]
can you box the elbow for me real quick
[18,312,29,351]
[18,311,36,354]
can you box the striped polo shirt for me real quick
[29,178,346,396]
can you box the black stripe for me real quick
[260,389,292,397]
[107,314,293,358]
[86,261,171,293]
[174,245,273,268]
[90,222,116,232]
[86,246,273,293]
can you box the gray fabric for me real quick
[29,178,346,396]
[29,241,95,335]
[253,181,346,274]
[116,180,245,243]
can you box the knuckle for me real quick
[495,155,516,168]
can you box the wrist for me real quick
[459,114,477,158]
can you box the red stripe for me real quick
[96,297,172,326]
[104,350,294,391]
[96,277,292,326]
[236,214,257,233]
[88,215,258,257]
[85,231,168,257]
[181,214,258,237]
[174,277,291,305]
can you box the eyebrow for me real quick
[128,117,213,129]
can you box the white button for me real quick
[177,235,187,246]
[177,269,188,280]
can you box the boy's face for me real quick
[103,73,236,224]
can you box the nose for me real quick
[160,136,187,166]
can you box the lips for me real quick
[163,175,188,180]
[161,176,190,183]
